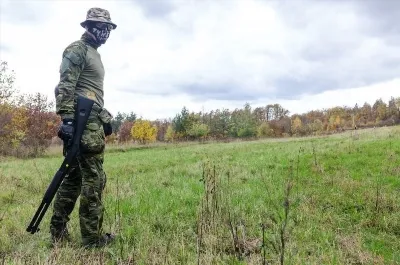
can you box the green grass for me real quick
[1,126,400,264]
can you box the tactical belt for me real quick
[73,98,110,125]
[91,102,103,114]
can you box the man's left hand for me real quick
[58,119,75,141]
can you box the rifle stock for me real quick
[27,96,94,234]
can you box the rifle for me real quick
[26,96,94,234]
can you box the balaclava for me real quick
[86,22,112,45]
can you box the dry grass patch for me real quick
[337,234,384,265]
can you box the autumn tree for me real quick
[119,120,134,142]
[373,98,387,123]
[21,93,59,156]
[359,103,372,125]
[164,124,175,142]
[395,97,400,111]
[0,61,27,155]
[309,119,323,135]
[257,122,273,137]
[0,61,17,149]
[253,107,267,124]
[153,119,170,141]
[1,61,59,156]
[291,116,303,136]
[386,97,399,124]
[395,97,400,122]
[130,119,157,144]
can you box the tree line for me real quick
[111,97,399,143]
[1,60,399,157]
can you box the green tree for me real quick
[111,111,136,133]
[230,103,257,138]
[187,122,209,140]
[207,109,231,139]
[172,106,191,139]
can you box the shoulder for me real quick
[62,40,88,65]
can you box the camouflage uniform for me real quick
[50,8,116,247]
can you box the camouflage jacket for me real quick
[55,33,105,120]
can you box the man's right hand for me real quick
[58,119,75,141]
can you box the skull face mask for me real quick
[88,22,113,45]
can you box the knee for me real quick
[80,185,101,209]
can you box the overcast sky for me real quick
[1,0,399,120]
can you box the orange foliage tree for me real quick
[1,61,59,157]
[22,93,60,156]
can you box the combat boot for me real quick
[97,233,116,247]
[83,233,116,248]
[51,226,71,246]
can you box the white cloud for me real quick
[0,0,399,121]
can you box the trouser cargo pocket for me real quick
[80,122,105,154]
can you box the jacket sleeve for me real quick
[55,43,87,120]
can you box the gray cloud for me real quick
[129,0,175,18]
[359,0,400,36]
[179,82,250,101]
[273,77,337,99]
[121,0,400,102]
[259,0,400,99]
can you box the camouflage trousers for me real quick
[50,117,107,246]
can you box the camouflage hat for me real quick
[80,7,117,29]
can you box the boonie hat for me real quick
[80,7,117,29]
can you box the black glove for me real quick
[58,119,75,142]
[103,123,113,136]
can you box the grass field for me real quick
[1,126,399,264]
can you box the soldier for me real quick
[51,7,116,248]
